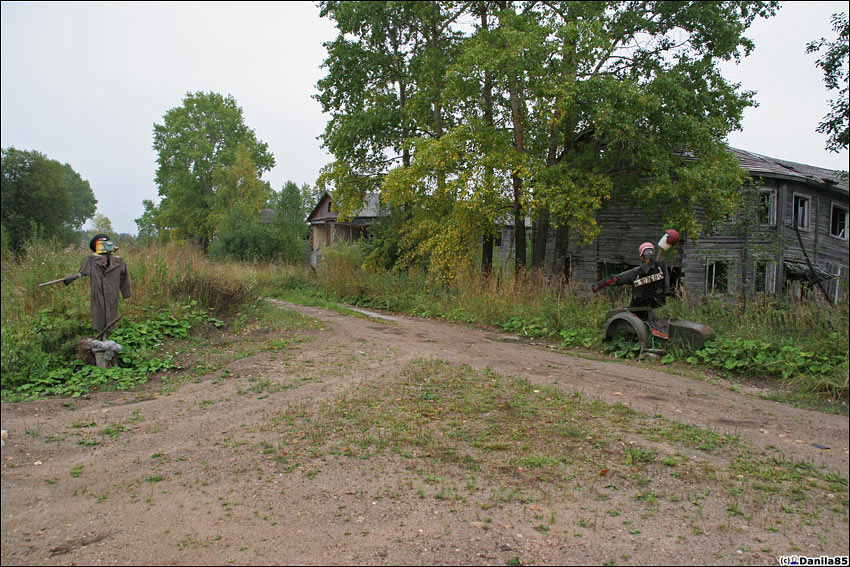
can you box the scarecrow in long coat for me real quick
[63,234,131,333]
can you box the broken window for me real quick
[793,194,810,231]
[754,262,775,294]
[706,261,728,293]
[830,203,848,240]
[827,264,846,303]
[758,189,776,225]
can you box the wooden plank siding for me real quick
[559,155,848,300]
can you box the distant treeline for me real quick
[1,147,98,253]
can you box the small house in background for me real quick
[306,192,384,267]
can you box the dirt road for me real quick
[2,300,847,565]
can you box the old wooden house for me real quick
[563,147,848,301]
[308,147,848,300]
[306,192,384,267]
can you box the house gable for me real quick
[306,193,337,223]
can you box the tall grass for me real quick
[1,240,259,324]
[265,243,849,400]
[1,238,262,398]
[5,239,846,401]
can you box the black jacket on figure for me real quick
[607,260,670,309]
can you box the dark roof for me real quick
[729,147,848,193]
[306,192,385,223]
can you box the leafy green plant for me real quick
[604,332,642,359]
[3,304,223,400]
[684,337,847,395]
[559,329,596,348]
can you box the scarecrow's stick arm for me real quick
[38,273,81,287]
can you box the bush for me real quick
[209,215,283,262]
[209,209,307,264]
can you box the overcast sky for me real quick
[2,1,848,235]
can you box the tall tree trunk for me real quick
[512,173,526,274]
[508,77,526,274]
[399,80,410,168]
[480,7,495,276]
[482,236,494,276]
[553,224,569,281]
[532,209,549,271]
[532,115,561,271]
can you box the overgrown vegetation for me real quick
[265,243,849,403]
[3,239,847,405]
[1,239,263,400]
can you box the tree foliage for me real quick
[316,0,778,280]
[211,145,273,228]
[209,180,308,263]
[268,180,311,263]
[89,213,115,236]
[1,147,97,253]
[64,164,97,231]
[134,199,163,247]
[152,91,275,251]
[807,11,849,153]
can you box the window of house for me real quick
[827,263,846,303]
[793,194,810,231]
[830,203,848,240]
[754,262,766,293]
[706,261,728,293]
[758,189,776,225]
[754,262,775,294]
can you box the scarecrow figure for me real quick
[591,230,680,319]
[63,233,131,334]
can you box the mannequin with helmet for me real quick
[592,230,679,316]
[62,234,131,334]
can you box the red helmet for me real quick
[639,242,655,257]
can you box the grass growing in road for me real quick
[263,358,847,535]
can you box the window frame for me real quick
[705,261,729,293]
[758,188,777,226]
[829,202,848,241]
[792,193,811,232]
[753,261,776,294]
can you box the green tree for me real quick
[474,1,776,274]
[1,147,77,252]
[89,213,115,236]
[269,180,310,263]
[315,1,430,219]
[807,11,849,153]
[317,1,778,280]
[134,199,162,247]
[210,179,308,264]
[317,1,468,274]
[211,145,272,227]
[153,91,275,251]
[63,164,97,230]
